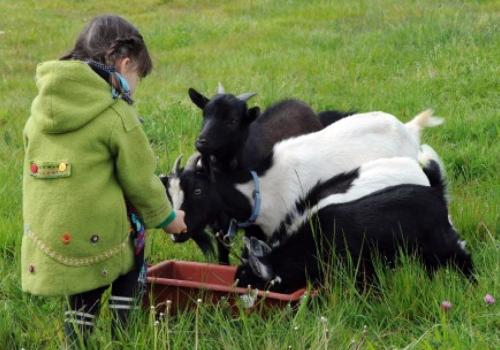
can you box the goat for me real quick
[231,109,442,235]
[234,160,474,293]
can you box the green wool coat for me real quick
[22,60,174,296]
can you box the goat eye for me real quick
[194,188,202,196]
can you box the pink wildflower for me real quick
[440,300,452,311]
[484,294,495,305]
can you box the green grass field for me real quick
[1,0,499,348]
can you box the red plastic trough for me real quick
[144,260,308,314]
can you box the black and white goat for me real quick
[228,109,442,235]
[234,159,474,293]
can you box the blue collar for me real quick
[224,170,261,241]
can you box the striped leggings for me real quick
[64,268,140,346]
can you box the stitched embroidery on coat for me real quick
[25,228,128,267]
[30,161,71,179]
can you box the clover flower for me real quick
[484,294,495,305]
[440,300,452,311]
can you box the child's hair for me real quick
[61,15,152,77]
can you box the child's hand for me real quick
[163,210,188,235]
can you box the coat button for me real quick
[61,233,72,245]
[28,264,35,273]
[58,163,67,172]
[90,235,99,243]
[101,269,108,277]
[31,164,38,174]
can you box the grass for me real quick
[0,0,499,348]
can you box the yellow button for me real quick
[58,163,67,172]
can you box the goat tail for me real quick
[405,109,444,143]
[419,144,445,172]
[408,109,444,129]
[419,144,449,203]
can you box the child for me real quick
[21,14,187,346]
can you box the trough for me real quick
[144,260,308,314]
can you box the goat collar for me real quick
[224,170,261,241]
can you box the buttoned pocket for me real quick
[29,161,71,179]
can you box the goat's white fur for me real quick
[236,111,443,236]
[419,143,446,175]
[284,157,431,236]
[168,178,184,211]
[419,143,449,203]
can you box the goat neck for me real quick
[212,173,253,223]
[207,129,251,173]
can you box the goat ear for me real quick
[159,175,169,186]
[250,237,272,258]
[188,88,209,110]
[249,255,273,281]
[246,106,260,123]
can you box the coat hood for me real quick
[30,60,116,133]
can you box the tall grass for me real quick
[0,0,498,348]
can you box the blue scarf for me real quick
[85,59,134,105]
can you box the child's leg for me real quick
[64,285,107,347]
[109,268,140,338]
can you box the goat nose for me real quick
[171,232,191,243]
[195,138,209,151]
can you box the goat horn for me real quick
[172,154,183,174]
[185,151,202,171]
[217,82,225,94]
[236,92,257,102]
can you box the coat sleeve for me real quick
[108,112,175,229]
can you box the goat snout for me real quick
[170,232,192,243]
[195,137,210,152]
